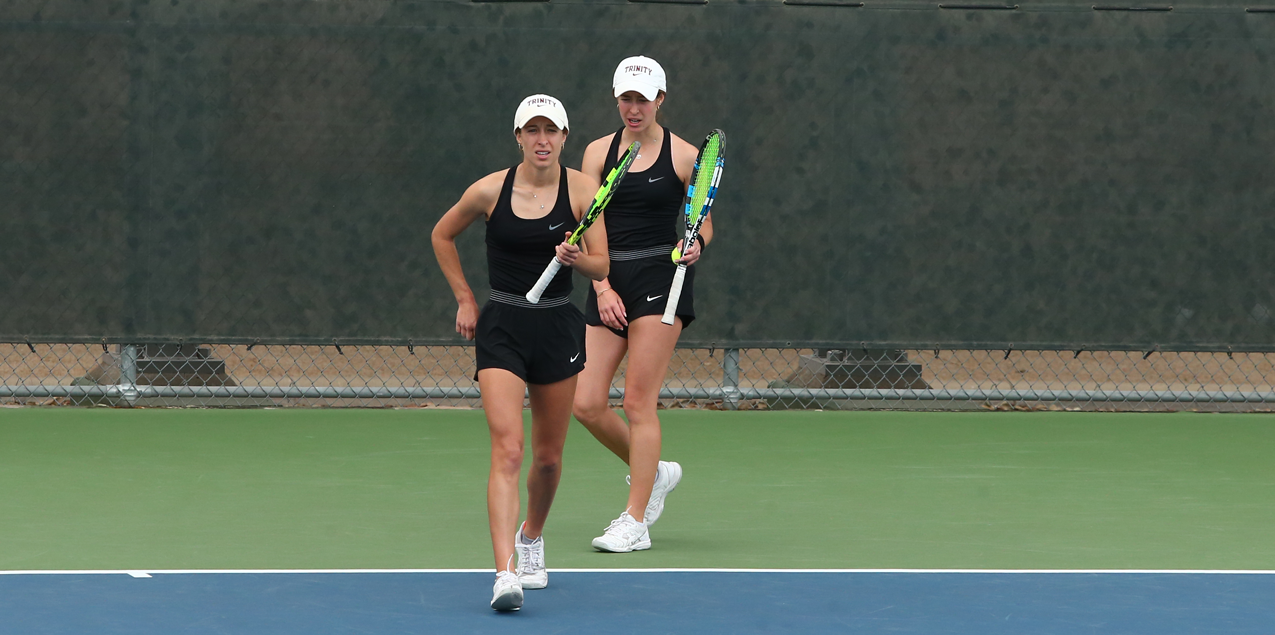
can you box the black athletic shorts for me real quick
[585,247,695,338]
[475,292,586,385]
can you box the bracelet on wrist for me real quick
[597,287,612,296]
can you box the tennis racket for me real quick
[525,141,640,303]
[661,129,724,325]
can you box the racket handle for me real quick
[661,264,688,325]
[526,259,563,304]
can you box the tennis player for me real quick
[573,56,712,552]
[432,94,608,610]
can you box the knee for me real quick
[491,440,524,476]
[530,440,563,475]
[622,395,657,424]
[531,455,561,479]
[573,396,609,428]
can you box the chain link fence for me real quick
[4,342,1274,412]
[5,4,1275,411]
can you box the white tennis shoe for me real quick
[591,511,652,553]
[515,523,548,590]
[491,570,524,611]
[627,460,683,526]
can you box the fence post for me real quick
[723,348,740,410]
[118,344,139,406]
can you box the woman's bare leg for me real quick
[522,374,577,539]
[572,325,632,463]
[478,368,529,572]
[619,316,682,523]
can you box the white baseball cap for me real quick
[513,94,569,132]
[612,56,667,101]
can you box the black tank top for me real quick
[485,164,576,297]
[601,126,684,251]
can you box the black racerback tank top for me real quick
[485,164,576,298]
[601,126,684,252]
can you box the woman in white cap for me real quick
[574,56,713,552]
[432,94,608,610]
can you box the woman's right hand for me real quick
[596,288,628,330]
[456,300,479,340]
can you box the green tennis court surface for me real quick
[1,408,1273,571]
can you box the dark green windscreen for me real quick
[3,0,1274,347]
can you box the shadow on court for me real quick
[2,571,1272,634]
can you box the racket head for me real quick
[672,129,725,260]
[567,141,640,245]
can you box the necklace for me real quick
[522,171,556,210]
[530,187,549,209]
[632,128,661,161]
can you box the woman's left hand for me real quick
[674,238,703,265]
[555,232,582,267]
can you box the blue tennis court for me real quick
[5,410,1275,632]
[4,570,1272,634]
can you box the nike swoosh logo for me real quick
[570,353,580,362]
[647,295,663,302]
[648,177,665,183]
[549,223,564,231]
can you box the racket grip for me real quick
[526,259,563,304]
[661,264,688,325]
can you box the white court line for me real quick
[2,568,1274,576]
